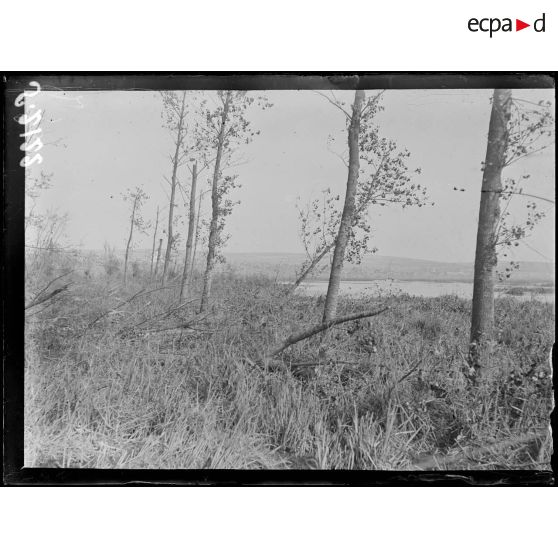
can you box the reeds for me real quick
[24,269,554,470]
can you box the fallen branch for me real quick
[25,296,62,317]
[25,283,70,311]
[290,359,358,368]
[83,284,175,330]
[266,306,389,359]
[130,298,199,329]
[142,322,209,335]
[26,270,73,309]
[140,312,211,334]
[259,358,360,374]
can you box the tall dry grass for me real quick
[24,263,554,470]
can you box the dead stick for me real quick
[83,284,175,330]
[25,283,70,311]
[130,298,199,329]
[28,270,73,304]
[266,306,389,358]
[291,360,358,368]
[142,321,208,334]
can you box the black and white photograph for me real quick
[4,74,555,479]
[3,0,558,554]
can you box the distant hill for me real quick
[83,249,555,285]
[219,252,555,285]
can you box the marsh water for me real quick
[301,280,555,304]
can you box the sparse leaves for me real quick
[504,97,554,167]
[202,91,270,258]
[122,186,150,236]
[295,92,428,281]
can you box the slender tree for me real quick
[149,205,160,279]
[154,238,163,279]
[122,186,149,285]
[200,91,232,312]
[261,91,411,360]
[293,91,427,294]
[322,90,365,322]
[190,187,206,280]
[469,90,554,369]
[470,89,511,351]
[179,162,198,301]
[198,91,271,312]
[293,146,426,290]
[161,91,188,285]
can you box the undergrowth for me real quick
[24,269,554,470]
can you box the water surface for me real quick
[301,280,554,304]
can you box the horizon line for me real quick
[76,247,555,266]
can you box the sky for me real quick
[26,88,555,263]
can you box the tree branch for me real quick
[266,306,389,359]
[28,270,73,303]
[82,285,175,331]
[313,91,351,119]
[25,283,70,311]
[359,90,385,119]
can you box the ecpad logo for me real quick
[468,13,546,37]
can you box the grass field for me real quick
[24,267,554,470]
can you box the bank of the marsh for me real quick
[25,272,553,470]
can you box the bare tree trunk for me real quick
[154,238,163,279]
[123,197,139,285]
[180,163,198,302]
[162,92,187,285]
[322,90,365,322]
[470,89,512,361]
[189,188,204,281]
[200,91,232,313]
[149,205,159,279]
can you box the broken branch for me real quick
[266,306,389,359]
[25,283,70,311]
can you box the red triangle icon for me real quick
[516,19,530,31]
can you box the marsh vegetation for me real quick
[25,258,553,469]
